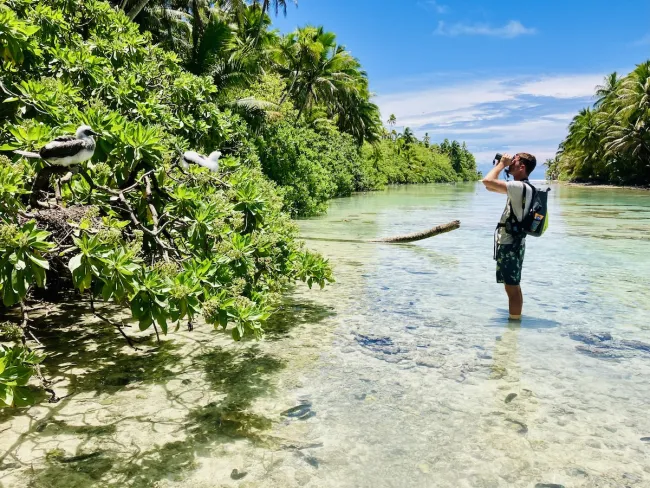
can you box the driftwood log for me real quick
[371,220,460,243]
[303,220,460,244]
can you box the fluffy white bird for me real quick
[14,125,99,167]
[181,150,221,172]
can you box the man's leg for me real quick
[504,284,523,319]
[496,240,525,319]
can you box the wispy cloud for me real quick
[419,1,449,14]
[514,75,604,98]
[632,33,650,46]
[374,73,604,166]
[435,20,536,38]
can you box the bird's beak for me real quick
[89,130,101,137]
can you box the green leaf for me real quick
[0,384,14,407]
[28,254,49,270]
[12,387,34,407]
[68,253,82,273]
[139,314,153,331]
[218,309,228,329]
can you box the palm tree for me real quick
[387,113,396,127]
[400,127,416,146]
[275,26,367,121]
[605,61,650,182]
[594,72,621,108]
[333,91,381,144]
[251,0,297,44]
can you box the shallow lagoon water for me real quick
[1,182,649,487]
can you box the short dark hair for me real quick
[517,152,536,176]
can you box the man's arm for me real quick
[481,154,511,194]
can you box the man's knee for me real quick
[504,284,521,297]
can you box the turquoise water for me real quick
[1,182,649,487]
[285,182,650,487]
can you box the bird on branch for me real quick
[15,125,99,167]
[180,150,221,172]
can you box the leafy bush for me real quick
[256,121,365,215]
[0,0,333,406]
[0,344,44,407]
[552,63,650,185]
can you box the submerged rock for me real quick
[294,450,319,468]
[569,331,650,360]
[505,418,528,434]
[505,393,517,403]
[535,484,565,488]
[281,402,314,420]
[569,332,612,344]
[231,468,247,480]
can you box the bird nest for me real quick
[21,204,99,245]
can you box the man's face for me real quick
[509,156,528,180]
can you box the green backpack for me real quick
[520,182,550,237]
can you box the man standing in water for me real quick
[482,153,537,319]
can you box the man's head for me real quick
[509,152,536,180]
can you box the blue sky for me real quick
[272,0,650,175]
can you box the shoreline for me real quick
[556,181,650,191]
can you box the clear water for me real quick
[1,182,649,488]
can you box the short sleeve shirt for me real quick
[497,180,533,245]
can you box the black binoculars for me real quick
[493,153,511,177]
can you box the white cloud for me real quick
[435,20,536,38]
[425,1,449,14]
[417,118,571,143]
[540,112,577,121]
[398,107,506,128]
[515,75,602,98]
[375,79,516,120]
[632,33,650,46]
[375,73,603,167]
[374,74,601,127]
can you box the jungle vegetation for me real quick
[546,62,650,185]
[0,0,478,407]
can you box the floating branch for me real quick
[303,220,461,244]
[371,220,460,243]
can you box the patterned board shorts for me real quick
[496,240,526,285]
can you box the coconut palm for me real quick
[275,26,367,121]
[333,91,381,144]
[250,0,297,44]
[594,72,621,108]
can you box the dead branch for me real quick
[89,295,139,350]
[29,166,70,208]
[371,220,461,243]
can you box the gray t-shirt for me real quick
[497,180,533,245]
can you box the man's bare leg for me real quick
[504,284,523,319]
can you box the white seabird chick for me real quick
[15,125,99,167]
[181,150,221,172]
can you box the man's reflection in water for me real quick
[490,321,533,437]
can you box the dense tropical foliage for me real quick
[0,0,477,407]
[547,62,650,185]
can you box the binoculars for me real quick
[492,153,511,177]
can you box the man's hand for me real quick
[481,153,510,194]
[500,153,514,167]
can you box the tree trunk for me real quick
[126,0,151,20]
[252,0,270,47]
[191,0,203,68]
[371,220,460,243]
[303,220,461,245]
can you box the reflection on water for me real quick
[1,183,650,487]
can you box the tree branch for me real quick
[89,295,139,350]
